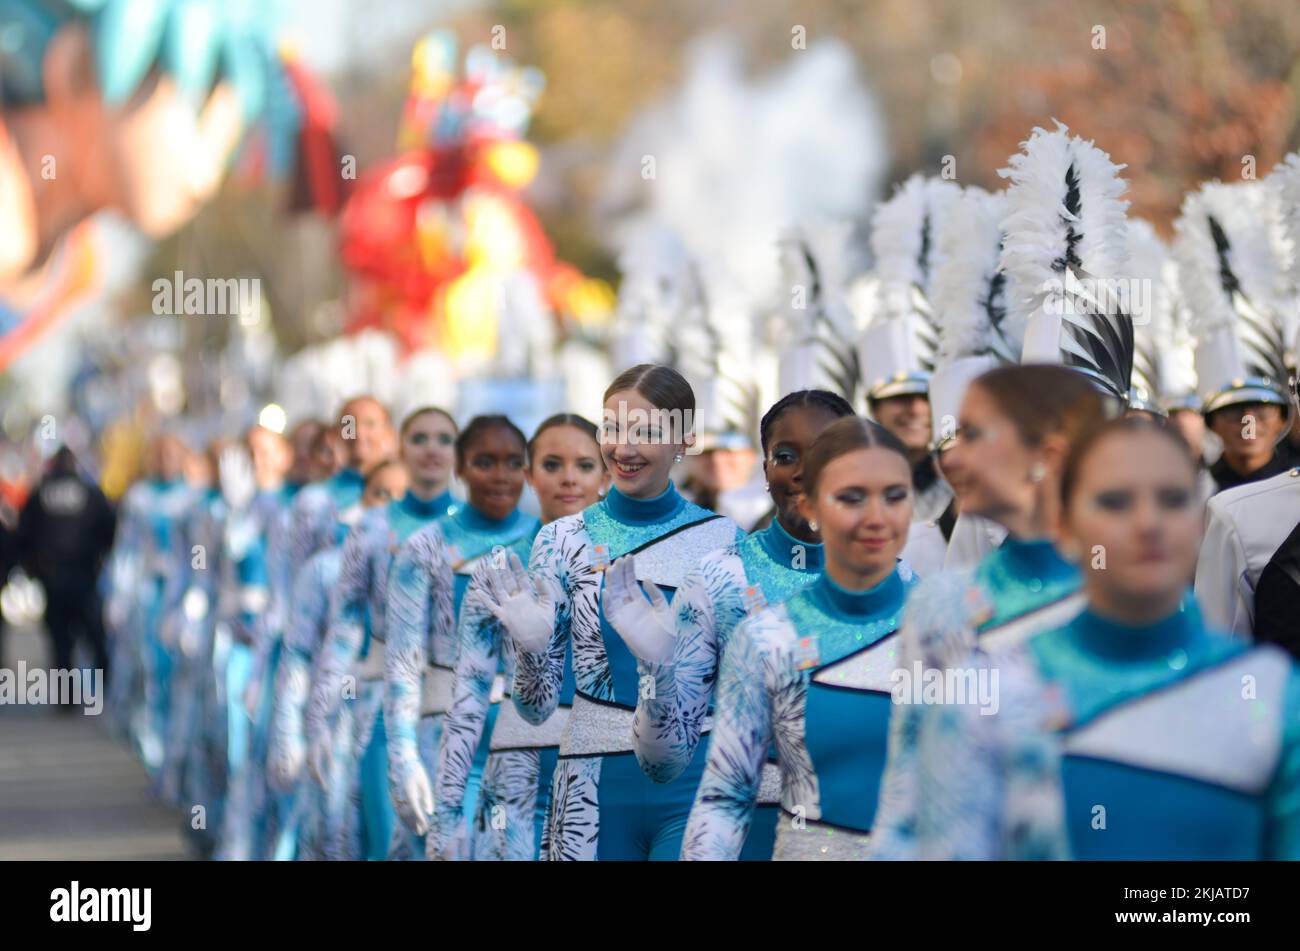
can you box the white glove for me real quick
[308,728,334,789]
[394,764,434,835]
[486,552,558,655]
[219,446,257,512]
[269,734,305,792]
[603,555,676,664]
[242,670,263,721]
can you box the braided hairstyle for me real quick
[759,389,856,456]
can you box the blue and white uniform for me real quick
[431,537,558,862]
[220,482,303,860]
[512,484,742,861]
[270,546,348,860]
[126,478,196,776]
[682,566,916,860]
[870,536,1083,859]
[632,519,827,856]
[385,502,540,859]
[913,601,1300,860]
[311,489,455,860]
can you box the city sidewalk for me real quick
[0,621,189,860]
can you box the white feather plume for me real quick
[1173,181,1287,335]
[1174,180,1291,388]
[998,121,1130,324]
[933,186,1019,365]
[998,120,1133,397]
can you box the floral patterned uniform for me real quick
[310,489,456,860]
[385,503,541,860]
[269,546,350,860]
[632,519,830,858]
[869,536,1083,860]
[912,601,1300,860]
[430,525,553,861]
[512,484,743,861]
[682,567,917,860]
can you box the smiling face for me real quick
[400,411,457,494]
[871,394,932,459]
[764,404,845,542]
[800,447,912,586]
[340,398,395,473]
[599,388,687,499]
[1207,402,1286,473]
[458,424,527,520]
[527,424,608,523]
[941,383,1041,523]
[1060,429,1201,619]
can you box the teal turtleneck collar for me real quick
[759,518,825,572]
[809,568,904,620]
[999,536,1076,584]
[604,483,686,525]
[335,467,365,488]
[451,499,523,533]
[1068,595,1204,662]
[401,488,454,520]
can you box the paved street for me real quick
[0,622,189,860]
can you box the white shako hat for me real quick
[774,218,863,405]
[928,184,1023,449]
[862,174,961,402]
[999,121,1135,406]
[1174,180,1292,415]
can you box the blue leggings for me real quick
[358,706,395,861]
[588,747,776,861]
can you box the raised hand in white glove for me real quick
[308,728,334,789]
[219,446,257,513]
[393,763,434,835]
[486,552,557,655]
[602,555,676,664]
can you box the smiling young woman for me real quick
[302,406,461,860]
[682,417,918,860]
[902,417,1300,860]
[487,364,746,860]
[431,413,609,861]
[380,414,542,860]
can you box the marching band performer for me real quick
[431,414,608,860]
[382,415,540,860]
[904,417,1300,860]
[681,417,918,859]
[872,122,1130,858]
[1193,158,1300,653]
[864,175,962,535]
[490,365,742,860]
[306,408,459,860]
